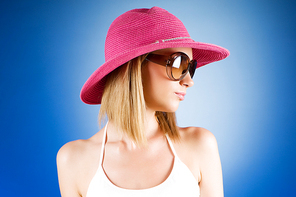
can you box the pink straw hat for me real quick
[81,6,230,104]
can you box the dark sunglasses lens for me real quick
[189,60,197,78]
[171,55,189,80]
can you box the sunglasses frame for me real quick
[145,52,197,81]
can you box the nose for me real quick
[179,72,194,87]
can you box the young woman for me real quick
[57,6,229,197]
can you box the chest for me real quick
[102,143,174,189]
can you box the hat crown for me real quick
[105,7,190,61]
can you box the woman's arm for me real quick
[197,128,224,197]
[56,142,81,197]
[178,127,224,196]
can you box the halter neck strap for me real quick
[165,134,177,156]
[99,122,108,166]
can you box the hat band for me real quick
[153,37,192,44]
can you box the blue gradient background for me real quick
[1,0,295,196]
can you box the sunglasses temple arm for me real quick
[146,54,168,67]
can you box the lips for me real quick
[175,92,186,101]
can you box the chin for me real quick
[159,102,180,113]
[146,99,180,113]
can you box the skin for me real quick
[57,47,224,197]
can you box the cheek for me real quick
[142,64,165,102]
[142,64,180,112]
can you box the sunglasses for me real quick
[145,52,197,81]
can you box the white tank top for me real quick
[86,123,200,197]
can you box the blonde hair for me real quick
[99,54,180,146]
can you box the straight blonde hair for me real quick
[99,54,180,146]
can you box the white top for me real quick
[86,123,200,197]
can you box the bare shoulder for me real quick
[178,126,218,151]
[57,129,105,166]
[57,139,90,168]
[57,131,105,173]
[177,127,223,196]
[174,126,220,182]
[56,131,104,196]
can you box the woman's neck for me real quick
[106,109,161,149]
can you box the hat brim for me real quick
[80,40,229,104]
